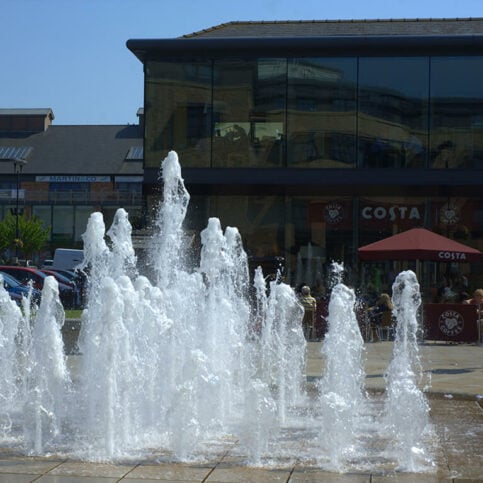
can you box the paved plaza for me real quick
[0,341,481,482]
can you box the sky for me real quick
[3,0,483,125]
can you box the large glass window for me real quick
[207,195,285,258]
[430,56,483,169]
[287,58,357,168]
[145,60,212,168]
[74,206,96,242]
[32,206,52,242]
[289,196,355,289]
[52,206,74,245]
[212,59,286,167]
[358,57,429,168]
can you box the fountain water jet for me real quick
[384,270,433,471]
[0,151,440,473]
[317,263,367,471]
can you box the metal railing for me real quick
[0,190,144,205]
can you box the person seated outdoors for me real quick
[463,289,483,343]
[367,293,394,342]
[462,288,483,307]
[300,285,317,341]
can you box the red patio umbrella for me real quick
[358,228,483,262]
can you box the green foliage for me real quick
[0,212,50,259]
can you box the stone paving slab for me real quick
[307,341,483,398]
[125,463,213,481]
[0,342,481,482]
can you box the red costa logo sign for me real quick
[437,251,467,261]
[324,203,344,224]
[361,206,421,221]
[438,310,464,336]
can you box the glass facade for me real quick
[430,57,483,169]
[146,55,483,170]
[212,59,285,167]
[287,58,357,168]
[144,54,483,293]
[145,61,212,168]
[358,57,429,168]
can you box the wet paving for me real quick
[0,341,481,482]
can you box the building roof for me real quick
[0,108,54,119]
[0,124,143,176]
[127,18,483,62]
[182,18,483,38]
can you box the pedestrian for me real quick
[300,285,317,340]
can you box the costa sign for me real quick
[438,310,464,336]
[438,251,467,261]
[361,206,421,221]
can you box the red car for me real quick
[0,266,76,309]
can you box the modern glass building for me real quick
[128,19,483,295]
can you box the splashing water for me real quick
[24,276,70,454]
[0,151,437,473]
[0,276,23,430]
[384,270,432,471]
[317,262,366,471]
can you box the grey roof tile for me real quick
[0,108,54,118]
[182,18,483,38]
[0,125,143,176]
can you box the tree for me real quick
[0,213,50,261]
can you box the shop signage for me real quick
[438,309,464,336]
[114,176,143,183]
[437,251,467,261]
[324,203,344,224]
[361,206,421,221]
[36,176,111,182]
[439,202,460,225]
[0,189,24,199]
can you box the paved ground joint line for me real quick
[30,459,67,482]
[116,462,141,481]
[285,464,296,482]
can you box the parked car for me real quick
[51,248,84,271]
[44,268,87,307]
[0,266,76,309]
[41,269,82,308]
[0,271,42,306]
[41,259,54,268]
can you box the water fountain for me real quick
[0,151,439,473]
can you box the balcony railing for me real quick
[7,190,144,205]
[32,191,142,205]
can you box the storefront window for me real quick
[358,57,429,168]
[287,196,355,289]
[145,60,212,168]
[430,56,483,169]
[74,206,96,242]
[52,206,74,245]
[32,206,52,241]
[287,58,357,168]
[206,195,285,257]
[212,58,286,167]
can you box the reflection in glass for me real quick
[358,57,429,168]
[208,195,285,257]
[52,206,74,244]
[74,206,96,242]
[430,57,483,169]
[212,59,285,167]
[32,206,52,242]
[287,58,357,168]
[145,60,212,168]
